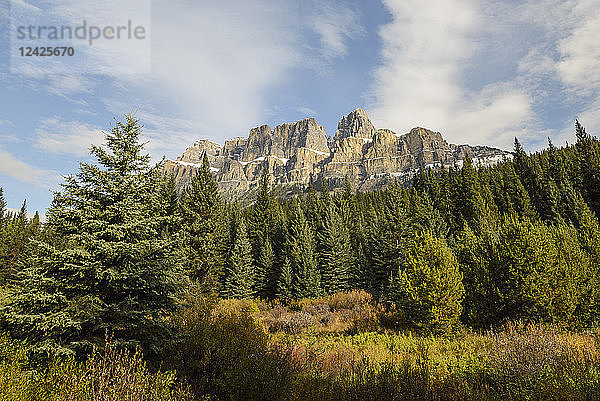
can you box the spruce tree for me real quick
[490,216,558,324]
[451,157,487,231]
[407,191,448,238]
[249,170,276,297]
[287,202,320,298]
[453,224,493,327]
[318,202,352,294]
[158,173,181,236]
[0,187,6,229]
[549,222,590,326]
[0,188,7,281]
[1,200,29,274]
[366,187,408,296]
[26,211,41,239]
[255,235,274,296]
[538,177,560,221]
[179,153,225,292]
[276,257,294,302]
[338,176,367,289]
[2,115,182,360]
[501,162,536,219]
[513,138,529,182]
[575,121,600,216]
[222,208,254,299]
[513,138,546,215]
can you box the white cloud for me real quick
[96,0,364,157]
[33,109,200,162]
[577,98,600,137]
[98,100,209,161]
[310,1,364,60]
[45,75,96,100]
[368,0,533,149]
[555,8,600,97]
[296,106,319,117]
[14,0,363,158]
[513,0,600,140]
[137,1,304,139]
[9,0,41,13]
[0,146,57,188]
[34,118,104,156]
[11,0,152,75]
[0,133,22,143]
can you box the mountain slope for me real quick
[164,109,510,196]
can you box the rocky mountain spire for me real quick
[163,109,510,198]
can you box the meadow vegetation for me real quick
[1,116,600,399]
[2,291,599,400]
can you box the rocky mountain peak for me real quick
[164,109,511,198]
[178,139,221,162]
[400,127,449,161]
[333,108,377,144]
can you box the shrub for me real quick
[482,322,600,399]
[285,312,314,334]
[0,334,192,401]
[327,290,374,312]
[168,296,297,400]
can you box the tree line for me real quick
[1,114,599,360]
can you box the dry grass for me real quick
[257,290,382,334]
[3,292,600,401]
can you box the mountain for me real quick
[164,109,510,197]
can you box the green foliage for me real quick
[450,157,489,231]
[248,170,278,297]
[158,173,182,236]
[276,323,600,401]
[0,198,41,281]
[179,153,225,292]
[575,120,600,216]
[2,115,182,361]
[3,115,600,401]
[222,207,254,299]
[318,201,352,294]
[456,214,598,328]
[0,334,192,401]
[287,202,320,299]
[167,296,296,401]
[0,188,6,229]
[388,232,464,333]
[276,257,294,302]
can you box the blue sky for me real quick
[0,0,599,215]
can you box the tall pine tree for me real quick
[249,170,276,297]
[575,121,600,216]
[179,153,225,292]
[222,207,254,299]
[318,202,352,294]
[287,201,320,298]
[3,115,182,360]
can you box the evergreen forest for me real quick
[1,115,600,400]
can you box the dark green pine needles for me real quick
[2,115,183,361]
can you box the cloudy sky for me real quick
[0,0,599,213]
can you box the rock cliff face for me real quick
[164,109,510,196]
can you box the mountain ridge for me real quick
[164,109,511,196]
